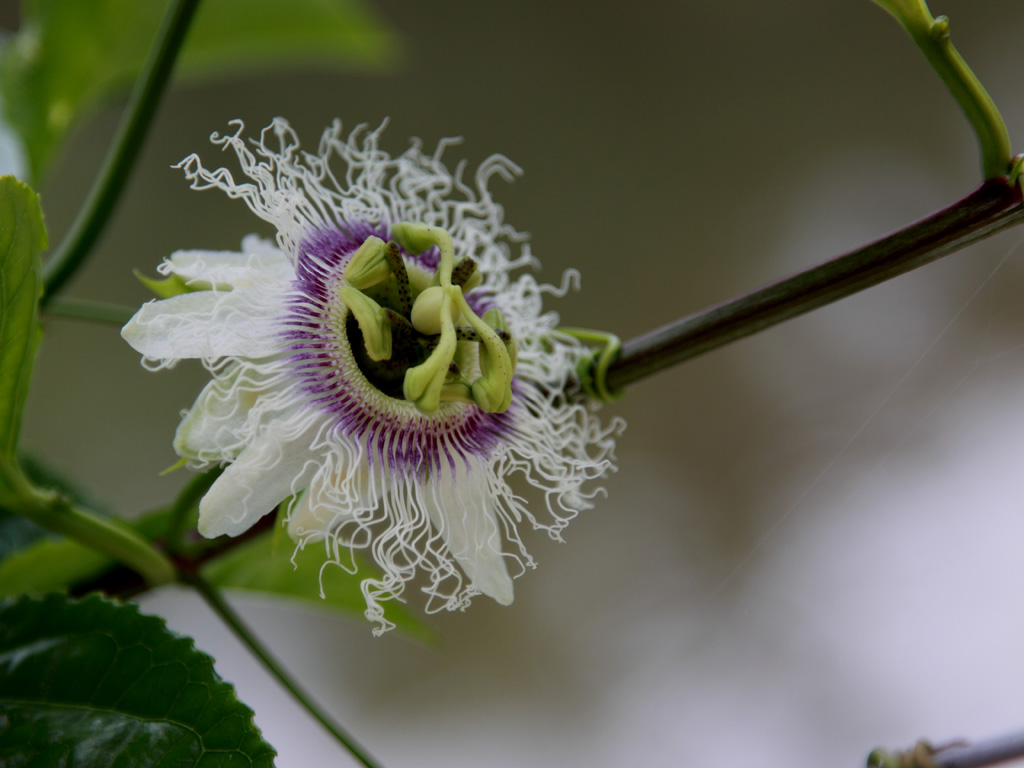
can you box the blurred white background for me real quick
[16,0,1024,765]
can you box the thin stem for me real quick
[184,570,384,768]
[0,455,175,586]
[44,296,136,325]
[606,178,1024,391]
[164,467,222,555]
[40,0,202,303]
[902,4,1012,179]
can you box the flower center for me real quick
[341,223,517,415]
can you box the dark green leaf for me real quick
[0,593,276,767]
[0,175,46,459]
[0,503,181,598]
[204,533,436,642]
[1,0,402,182]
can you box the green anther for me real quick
[403,286,458,413]
[471,350,511,412]
[339,286,392,361]
[451,290,513,413]
[343,235,390,289]
[482,308,517,370]
[391,222,438,255]
[392,222,456,285]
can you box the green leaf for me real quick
[0,536,111,596]
[0,175,46,460]
[0,593,276,767]
[1,0,402,182]
[0,500,184,598]
[204,534,436,643]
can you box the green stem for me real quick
[44,296,136,325]
[0,456,175,586]
[40,0,202,303]
[878,0,1013,179]
[605,178,1024,391]
[184,570,385,768]
[164,467,222,555]
[909,16,1011,178]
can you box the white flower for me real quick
[123,119,621,633]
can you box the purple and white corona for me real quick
[123,119,620,632]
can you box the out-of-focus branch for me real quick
[869,729,1024,768]
[602,178,1024,392]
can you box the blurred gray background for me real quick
[16,0,1024,765]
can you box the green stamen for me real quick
[343,235,390,289]
[403,286,458,413]
[339,286,392,361]
[344,224,517,415]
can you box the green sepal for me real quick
[133,268,199,298]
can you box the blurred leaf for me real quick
[0,175,45,460]
[1,0,402,182]
[0,454,134,589]
[0,501,180,597]
[204,533,436,642]
[180,0,400,78]
[0,593,276,767]
[0,536,110,596]
[0,507,47,560]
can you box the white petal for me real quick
[287,458,372,538]
[174,362,277,462]
[121,288,285,360]
[167,237,293,288]
[287,456,377,540]
[424,455,513,605]
[198,412,323,538]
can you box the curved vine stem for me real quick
[40,0,202,303]
[182,569,385,768]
